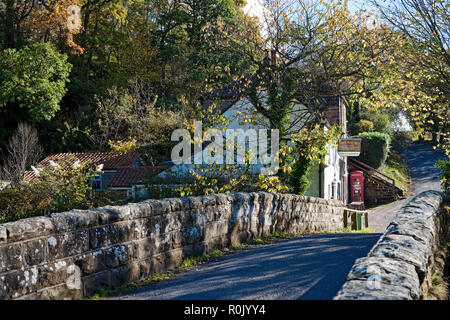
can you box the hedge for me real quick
[356,132,391,169]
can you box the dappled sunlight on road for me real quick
[109,233,381,300]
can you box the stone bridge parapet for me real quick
[0,192,344,300]
[334,190,447,300]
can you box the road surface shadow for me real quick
[111,233,381,300]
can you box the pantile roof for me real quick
[109,166,168,187]
[38,152,141,170]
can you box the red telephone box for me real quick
[350,171,364,203]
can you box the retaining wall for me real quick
[0,192,344,300]
[334,190,446,300]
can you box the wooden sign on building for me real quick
[338,138,362,157]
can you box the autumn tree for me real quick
[0,0,83,51]
[369,0,449,152]
[238,0,399,192]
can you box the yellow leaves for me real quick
[108,138,137,152]
[20,0,84,53]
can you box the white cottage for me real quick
[158,70,350,204]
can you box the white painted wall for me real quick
[158,93,346,202]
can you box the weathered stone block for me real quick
[38,258,76,288]
[334,279,413,300]
[110,263,140,288]
[75,249,106,275]
[181,244,194,259]
[165,249,184,270]
[51,209,98,232]
[36,282,83,300]
[95,207,122,225]
[369,234,430,278]
[23,238,47,266]
[146,199,171,215]
[201,194,217,207]
[150,254,166,275]
[128,202,152,219]
[162,213,182,234]
[154,232,172,253]
[104,245,131,268]
[384,216,435,245]
[138,259,151,279]
[135,237,155,260]
[3,216,54,242]
[170,231,184,250]
[167,198,183,212]
[83,271,111,297]
[89,225,120,249]
[0,266,39,299]
[214,193,231,205]
[116,220,138,243]
[182,225,204,245]
[341,256,421,299]
[47,230,89,260]
[0,226,7,244]
[0,243,22,272]
[141,215,165,238]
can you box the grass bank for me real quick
[380,150,412,195]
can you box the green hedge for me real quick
[356,132,391,169]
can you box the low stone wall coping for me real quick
[334,190,444,300]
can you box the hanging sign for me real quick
[338,138,361,157]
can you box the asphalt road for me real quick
[110,233,381,300]
[399,142,447,194]
[368,142,448,233]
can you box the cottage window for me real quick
[91,175,103,191]
[331,181,336,199]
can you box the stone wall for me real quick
[363,175,403,207]
[0,192,344,300]
[334,190,446,300]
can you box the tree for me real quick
[0,42,72,155]
[0,0,83,51]
[0,42,72,121]
[369,0,449,152]
[0,122,42,185]
[239,0,394,193]
[149,0,262,98]
[91,85,183,164]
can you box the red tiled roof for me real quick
[23,170,37,182]
[109,166,168,187]
[38,152,141,170]
[23,152,141,182]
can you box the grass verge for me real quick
[380,150,412,195]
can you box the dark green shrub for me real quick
[356,132,391,169]
[285,156,311,195]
